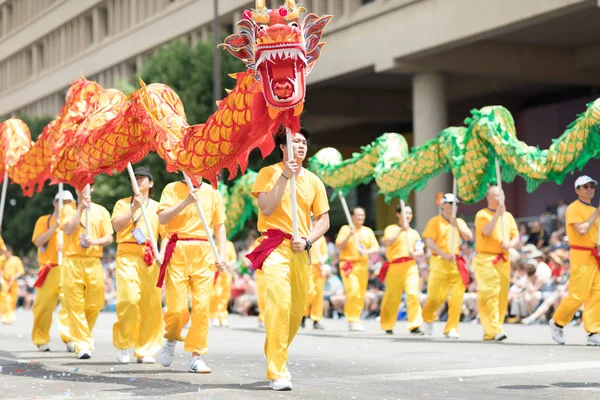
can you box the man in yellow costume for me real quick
[247,128,330,391]
[421,194,473,339]
[379,204,424,335]
[301,231,329,330]
[31,190,76,351]
[473,185,518,341]
[210,239,237,327]
[336,207,379,332]
[62,183,114,359]
[0,246,24,325]
[157,177,226,374]
[112,168,164,363]
[550,175,600,346]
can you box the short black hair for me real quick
[350,206,365,216]
[395,203,412,214]
[275,127,311,159]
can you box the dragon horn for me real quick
[286,0,297,7]
[256,0,266,10]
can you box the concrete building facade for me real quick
[2,0,600,229]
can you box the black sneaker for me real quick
[300,316,306,328]
[494,333,508,341]
[410,327,425,336]
[313,321,325,330]
[385,330,394,335]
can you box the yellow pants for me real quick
[305,264,326,321]
[263,242,309,380]
[422,256,466,334]
[164,241,214,355]
[255,269,266,323]
[380,261,423,331]
[62,256,105,352]
[473,254,510,340]
[553,263,600,333]
[31,266,70,346]
[210,270,232,322]
[0,282,19,324]
[112,253,163,358]
[340,260,368,323]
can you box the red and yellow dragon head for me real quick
[221,0,331,119]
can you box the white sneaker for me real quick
[66,342,76,353]
[494,333,507,341]
[116,349,130,364]
[587,333,600,346]
[221,319,229,327]
[159,340,177,367]
[211,318,221,327]
[269,378,293,391]
[423,322,433,336]
[445,329,460,339]
[188,356,212,373]
[77,349,92,359]
[348,322,365,332]
[136,356,156,364]
[549,319,565,345]
[258,320,265,329]
[38,343,50,352]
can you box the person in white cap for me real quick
[421,193,473,338]
[31,190,76,351]
[550,175,600,346]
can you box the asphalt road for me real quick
[0,310,599,399]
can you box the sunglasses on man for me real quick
[578,184,596,190]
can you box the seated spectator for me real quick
[526,221,548,249]
[323,266,345,319]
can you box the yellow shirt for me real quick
[158,181,225,237]
[475,208,518,254]
[252,163,330,238]
[336,225,379,263]
[2,256,24,282]
[225,240,237,264]
[32,204,76,265]
[566,199,600,265]
[0,235,7,266]
[310,236,328,266]
[63,203,113,258]
[112,197,164,257]
[422,215,469,255]
[383,224,421,261]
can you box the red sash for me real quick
[456,255,470,287]
[34,263,59,288]
[340,261,353,277]
[492,254,508,265]
[245,229,292,270]
[156,234,208,288]
[570,245,600,271]
[121,241,155,267]
[214,270,220,285]
[378,257,413,282]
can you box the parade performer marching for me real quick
[0,246,25,325]
[247,128,330,391]
[31,190,76,351]
[62,183,113,359]
[336,207,379,332]
[210,239,237,327]
[550,175,600,346]
[473,185,518,341]
[379,203,424,335]
[302,232,329,330]
[421,194,473,338]
[112,167,165,363]
[157,177,226,373]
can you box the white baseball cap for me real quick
[440,193,460,204]
[54,190,75,202]
[574,175,598,189]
